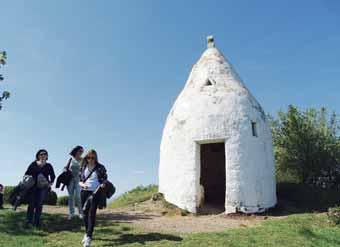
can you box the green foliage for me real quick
[44,190,57,205]
[109,185,158,209]
[269,105,340,187]
[3,186,15,204]
[0,50,10,110]
[57,195,69,206]
[3,186,57,206]
[277,182,339,212]
[328,206,340,225]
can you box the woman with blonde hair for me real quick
[79,149,108,247]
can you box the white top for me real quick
[83,167,100,192]
[69,158,81,180]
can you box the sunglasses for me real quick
[87,156,96,160]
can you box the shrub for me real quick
[269,106,340,188]
[277,182,340,212]
[328,206,340,225]
[44,190,58,205]
[3,186,15,204]
[57,196,69,206]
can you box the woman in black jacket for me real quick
[25,149,55,227]
[79,149,107,247]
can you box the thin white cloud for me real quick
[131,170,145,175]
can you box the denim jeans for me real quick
[26,187,48,226]
[67,178,82,216]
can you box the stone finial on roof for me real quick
[207,35,215,48]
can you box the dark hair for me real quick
[69,145,84,158]
[35,149,48,160]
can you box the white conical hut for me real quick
[159,36,277,214]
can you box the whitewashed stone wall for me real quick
[159,42,277,214]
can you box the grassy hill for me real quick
[110,185,158,209]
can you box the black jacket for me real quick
[25,161,56,186]
[56,158,73,190]
[56,171,73,190]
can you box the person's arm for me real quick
[49,164,56,184]
[25,163,34,176]
[99,165,108,188]
[99,165,108,182]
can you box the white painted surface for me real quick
[159,38,277,213]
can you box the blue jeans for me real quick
[67,178,82,215]
[26,187,48,226]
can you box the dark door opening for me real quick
[199,143,226,214]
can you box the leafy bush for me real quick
[328,206,340,225]
[269,106,340,188]
[57,196,69,206]
[3,186,57,205]
[277,182,340,212]
[3,186,15,204]
[44,190,57,205]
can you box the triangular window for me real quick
[205,79,213,86]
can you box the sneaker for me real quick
[79,214,83,220]
[81,234,87,244]
[83,236,91,247]
[67,214,73,220]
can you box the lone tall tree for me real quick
[0,51,10,110]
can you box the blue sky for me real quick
[1,0,339,195]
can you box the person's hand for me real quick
[100,184,106,189]
[79,182,88,189]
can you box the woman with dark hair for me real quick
[66,145,84,219]
[79,149,107,247]
[25,149,55,227]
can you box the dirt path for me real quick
[41,202,270,234]
[108,210,263,233]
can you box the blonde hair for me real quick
[82,149,99,166]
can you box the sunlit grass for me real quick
[1,206,340,246]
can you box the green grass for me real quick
[1,207,340,246]
[2,183,340,247]
[109,185,158,209]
